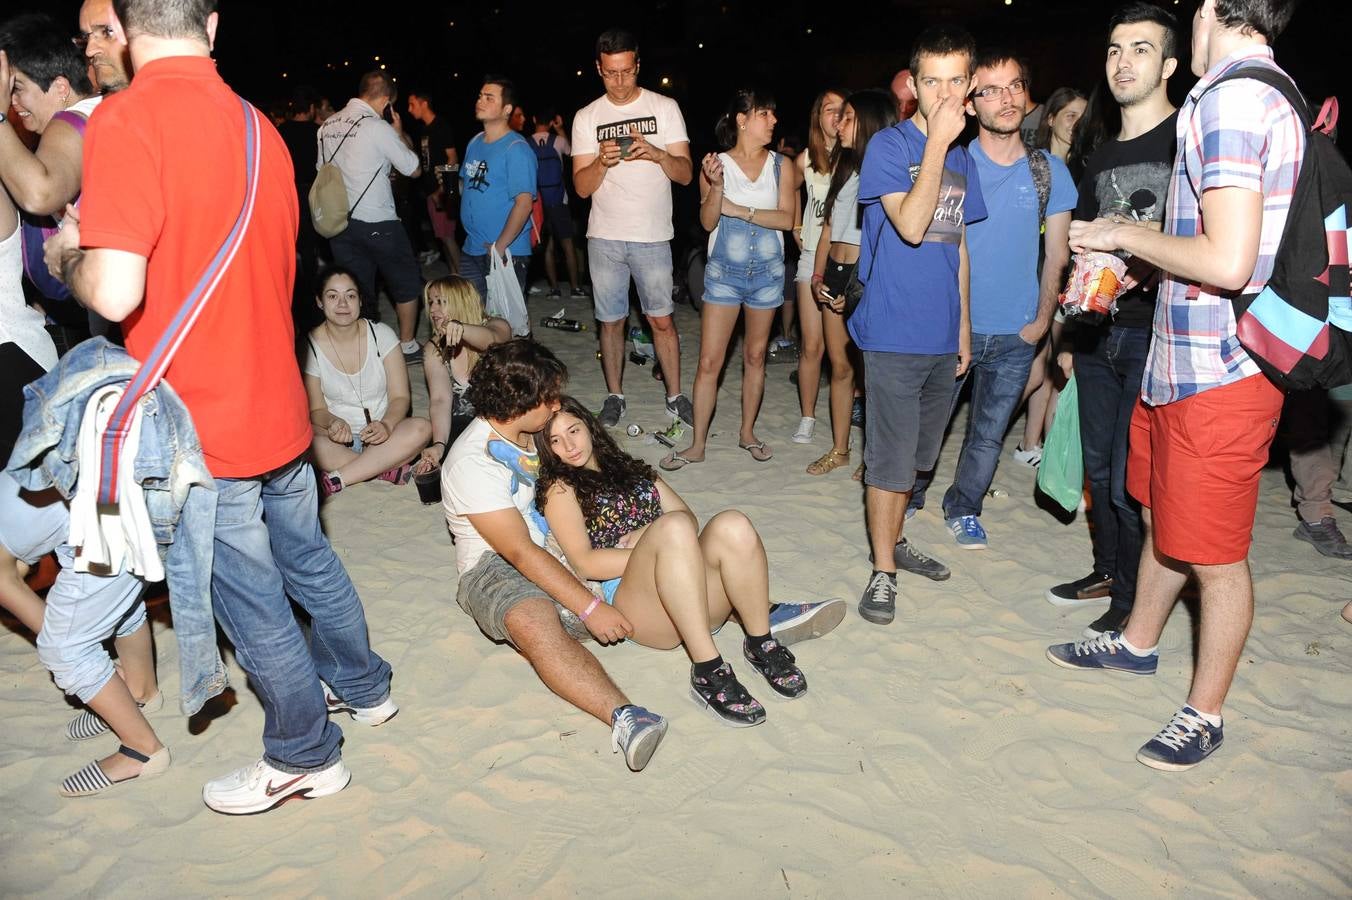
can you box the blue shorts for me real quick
[599,576,621,605]
[588,239,675,323]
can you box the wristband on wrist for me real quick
[810,273,824,282]
[580,598,601,621]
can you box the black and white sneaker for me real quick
[1045,571,1113,607]
[598,394,626,427]
[743,638,807,699]
[895,538,950,581]
[858,571,897,625]
[664,393,695,427]
[1082,606,1130,639]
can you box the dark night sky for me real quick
[12,0,1347,154]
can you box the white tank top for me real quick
[0,210,56,371]
[708,151,783,255]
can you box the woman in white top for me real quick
[304,268,432,495]
[791,89,844,446]
[661,89,796,472]
[414,275,511,475]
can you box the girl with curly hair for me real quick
[536,397,816,728]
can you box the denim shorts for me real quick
[862,351,960,492]
[588,238,675,323]
[704,257,785,309]
[0,470,66,564]
[456,551,591,644]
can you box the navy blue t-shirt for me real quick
[850,120,987,355]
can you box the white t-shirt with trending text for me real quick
[571,88,688,243]
[442,417,547,574]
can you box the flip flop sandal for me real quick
[60,744,171,797]
[659,453,701,472]
[738,441,773,462]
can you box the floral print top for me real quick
[582,478,662,549]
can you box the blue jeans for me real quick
[460,252,530,308]
[910,332,1037,517]
[1073,324,1150,613]
[212,457,391,774]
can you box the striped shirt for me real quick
[1141,46,1305,405]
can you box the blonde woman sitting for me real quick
[304,268,432,495]
[414,276,511,474]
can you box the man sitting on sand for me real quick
[441,339,670,772]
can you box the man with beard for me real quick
[76,0,131,94]
[906,50,1077,550]
[1044,3,1179,639]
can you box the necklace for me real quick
[323,322,372,424]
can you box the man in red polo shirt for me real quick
[45,0,394,815]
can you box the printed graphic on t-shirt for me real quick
[1090,161,1171,223]
[486,438,548,536]
[596,116,659,142]
[464,159,490,192]
[907,163,970,244]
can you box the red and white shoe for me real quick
[202,758,350,815]
[319,679,399,726]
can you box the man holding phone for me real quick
[572,29,694,429]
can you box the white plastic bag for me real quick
[486,250,530,336]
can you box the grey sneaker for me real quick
[1294,517,1352,559]
[610,705,667,772]
[894,538,951,581]
[665,393,694,427]
[598,394,626,427]
[858,571,897,625]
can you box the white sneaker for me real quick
[1012,444,1042,467]
[320,679,399,726]
[202,758,351,815]
[792,416,816,444]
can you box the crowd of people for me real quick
[0,0,1348,817]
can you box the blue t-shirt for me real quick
[850,120,987,355]
[460,130,538,257]
[967,142,1077,335]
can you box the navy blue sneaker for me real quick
[1136,706,1223,771]
[946,515,988,549]
[768,599,846,646]
[1046,631,1158,675]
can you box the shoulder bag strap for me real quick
[323,115,369,165]
[97,95,264,505]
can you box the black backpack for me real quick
[533,133,566,206]
[1203,66,1352,390]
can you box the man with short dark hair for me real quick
[1050,0,1304,771]
[442,340,668,772]
[45,0,395,812]
[1044,2,1179,638]
[407,90,460,274]
[318,70,424,363]
[573,29,694,428]
[852,25,987,625]
[76,0,131,94]
[459,77,536,301]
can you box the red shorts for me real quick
[1126,374,1283,565]
[427,195,456,240]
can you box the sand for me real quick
[2,289,1350,899]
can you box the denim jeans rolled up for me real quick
[211,457,391,773]
[910,332,1036,516]
[1073,324,1150,613]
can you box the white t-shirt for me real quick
[316,98,420,223]
[0,209,56,372]
[442,417,547,574]
[571,89,688,243]
[303,321,399,432]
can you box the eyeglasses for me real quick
[72,24,116,49]
[600,67,637,82]
[972,79,1028,101]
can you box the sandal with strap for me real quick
[744,638,808,699]
[378,463,414,486]
[806,448,850,476]
[659,452,702,472]
[67,691,164,742]
[60,744,172,797]
[738,440,773,462]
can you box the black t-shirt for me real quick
[418,116,457,195]
[277,119,319,191]
[1072,111,1177,328]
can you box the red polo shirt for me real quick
[80,55,308,478]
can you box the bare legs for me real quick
[613,510,772,657]
[600,314,683,398]
[677,304,776,461]
[0,546,45,634]
[796,281,824,420]
[543,236,581,293]
[867,485,911,576]
[394,298,419,346]
[505,598,628,725]
[311,418,432,485]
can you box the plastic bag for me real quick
[1037,374,1084,512]
[486,250,530,336]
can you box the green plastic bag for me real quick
[1037,374,1084,512]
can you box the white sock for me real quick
[1119,635,1157,656]
[609,393,625,401]
[666,395,680,404]
[401,340,419,354]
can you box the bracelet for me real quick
[579,598,601,621]
[747,207,756,223]
[430,441,445,449]
[810,273,824,283]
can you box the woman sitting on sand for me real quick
[413,276,511,475]
[304,267,432,495]
[535,397,810,728]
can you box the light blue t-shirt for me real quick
[966,142,1077,335]
[460,130,538,257]
[850,120,987,355]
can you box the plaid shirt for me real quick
[1141,47,1306,405]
